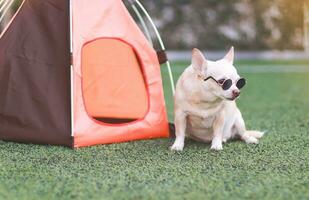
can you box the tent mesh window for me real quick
[81,38,148,124]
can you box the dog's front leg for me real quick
[171,109,187,151]
[210,112,225,151]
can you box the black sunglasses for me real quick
[204,76,246,90]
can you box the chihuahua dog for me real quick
[171,47,264,151]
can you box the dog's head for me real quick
[191,47,245,101]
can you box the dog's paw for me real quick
[210,141,223,151]
[170,144,184,151]
[170,142,184,151]
[245,136,259,144]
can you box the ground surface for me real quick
[0,60,309,200]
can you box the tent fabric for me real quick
[0,0,170,147]
[72,0,169,147]
[0,0,72,146]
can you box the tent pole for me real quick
[0,0,10,14]
[134,0,175,94]
[131,4,153,46]
[0,0,9,11]
[0,0,6,7]
[69,0,74,137]
[0,0,14,24]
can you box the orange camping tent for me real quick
[0,0,174,147]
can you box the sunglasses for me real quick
[204,76,246,90]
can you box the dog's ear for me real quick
[223,46,234,64]
[192,48,207,76]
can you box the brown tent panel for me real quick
[0,0,72,146]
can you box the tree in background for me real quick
[139,0,304,50]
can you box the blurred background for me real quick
[135,0,309,61]
[142,0,306,51]
[1,0,308,55]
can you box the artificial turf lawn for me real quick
[0,60,309,200]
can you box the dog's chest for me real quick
[187,114,215,129]
[185,101,223,130]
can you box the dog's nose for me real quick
[232,90,240,97]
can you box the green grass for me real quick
[1,60,309,200]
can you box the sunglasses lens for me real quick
[236,78,246,89]
[222,79,232,90]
